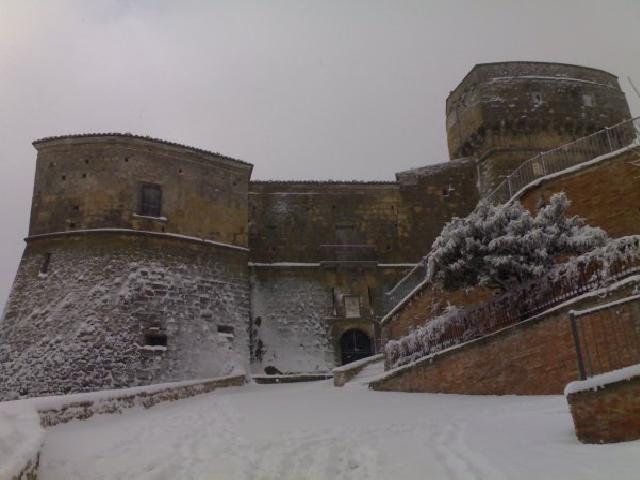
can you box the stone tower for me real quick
[0,134,253,399]
[446,62,631,195]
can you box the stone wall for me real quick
[31,134,252,247]
[0,233,249,400]
[519,147,640,238]
[381,283,492,342]
[371,279,640,395]
[249,265,407,372]
[446,62,631,194]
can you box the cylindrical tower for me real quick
[0,134,253,399]
[446,61,632,195]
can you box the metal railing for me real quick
[485,117,640,205]
[380,118,640,319]
[386,237,640,369]
[382,262,428,314]
[570,300,640,380]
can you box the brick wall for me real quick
[519,148,640,238]
[381,283,492,342]
[567,374,640,443]
[371,280,640,395]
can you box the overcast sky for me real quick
[0,0,639,306]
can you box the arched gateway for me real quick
[340,329,372,365]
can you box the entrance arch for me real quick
[340,329,372,365]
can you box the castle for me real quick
[0,61,632,399]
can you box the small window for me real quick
[582,94,594,107]
[218,325,235,336]
[144,333,167,347]
[344,295,361,319]
[531,92,542,106]
[138,184,162,217]
[40,253,52,274]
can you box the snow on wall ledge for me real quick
[0,234,250,400]
[0,374,246,480]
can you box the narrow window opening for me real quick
[82,173,87,178]
[582,94,595,107]
[84,159,89,164]
[68,222,76,228]
[71,205,80,212]
[61,175,66,181]
[144,333,167,347]
[138,184,162,217]
[217,325,235,336]
[532,92,542,106]
[178,168,183,174]
[124,157,129,162]
[40,253,52,274]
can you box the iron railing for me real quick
[386,237,640,369]
[382,262,428,314]
[485,117,640,205]
[570,300,640,380]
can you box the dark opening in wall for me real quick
[138,183,162,217]
[124,157,129,162]
[68,222,76,229]
[144,333,167,347]
[61,175,66,181]
[72,205,80,212]
[82,173,87,178]
[532,92,543,106]
[218,325,235,336]
[49,162,55,168]
[40,253,51,274]
[84,159,89,164]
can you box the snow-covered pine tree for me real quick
[426,192,608,292]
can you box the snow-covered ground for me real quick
[39,379,639,480]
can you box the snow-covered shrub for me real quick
[387,235,640,369]
[426,192,608,292]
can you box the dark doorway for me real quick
[340,329,372,365]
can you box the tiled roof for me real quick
[32,132,252,167]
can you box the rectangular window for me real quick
[138,184,162,217]
[582,94,594,107]
[217,325,235,336]
[344,295,361,319]
[144,333,167,347]
[531,92,542,107]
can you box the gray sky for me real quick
[1,0,639,306]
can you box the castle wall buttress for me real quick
[0,234,249,399]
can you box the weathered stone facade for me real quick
[0,61,633,398]
[0,234,249,398]
[446,62,631,194]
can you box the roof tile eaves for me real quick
[32,132,252,167]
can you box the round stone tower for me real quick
[0,134,253,399]
[446,61,632,195]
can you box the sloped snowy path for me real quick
[40,380,640,480]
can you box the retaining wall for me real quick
[0,374,246,480]
[372,279,640,395]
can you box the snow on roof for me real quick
[32,132,252,167]
[564,363,640,396]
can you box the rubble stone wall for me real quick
[0,233,249,400]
